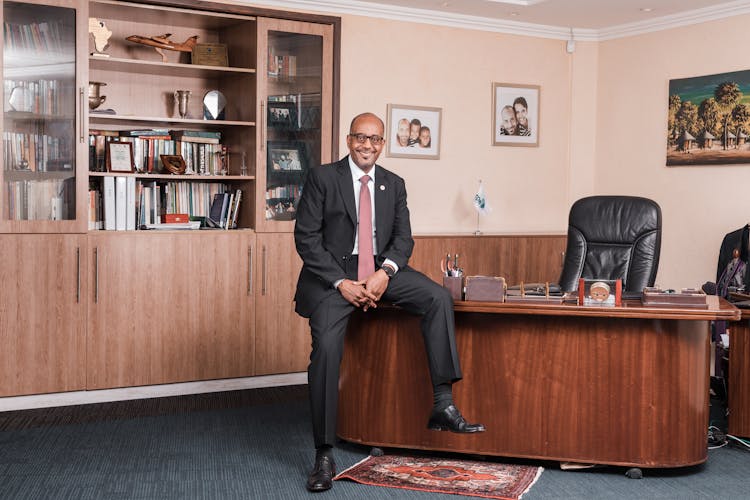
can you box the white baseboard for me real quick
[0,372,308,412]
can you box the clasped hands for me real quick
[338,269,389,311]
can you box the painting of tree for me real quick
[667,69,750,166]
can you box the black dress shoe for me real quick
[427,404,486,433]
[306,454,336,492]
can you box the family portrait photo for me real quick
[492,83,539,147]
[386,104,441,159]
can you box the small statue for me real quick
[126,33,198,63]
[88,18,112,57]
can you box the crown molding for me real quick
[244,0,750,42]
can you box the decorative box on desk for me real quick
[642,287,708,309]
[464,276,505,302]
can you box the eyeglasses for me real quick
[349,133,385,145]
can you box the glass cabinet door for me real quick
[1,0,86,232]
[256,18,333,233]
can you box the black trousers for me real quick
[307,256,462,448]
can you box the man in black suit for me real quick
[294,112,484,493]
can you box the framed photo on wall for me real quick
[106,142,135,173]
[386,104,441,159]
[492,83,540,147]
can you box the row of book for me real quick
[267,51,297,79]
[4,131,72,172]
[4,79,66,115]
[3,20,64,54]
[89,178,240,230]
[89,129,226,174]
[208,190,242,229]
[6,178,73,221]
[265,184,301,200]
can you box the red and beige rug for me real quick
[335,453,543,499]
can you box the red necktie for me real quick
[358,175,374,280]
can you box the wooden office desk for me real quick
[729,310,750,438]
[338,298,739,468]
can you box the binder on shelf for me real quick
[126,177,136,230]
[103,176,115,230]
[115,176,127,231]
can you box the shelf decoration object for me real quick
[174,90,191,118]
[125,33,198,63]
[192,43,228,66]
[107,142,135,173]
[88,18,112,57]
[88,81,106,110]
[160,154,187,175]
[203,90,226,120]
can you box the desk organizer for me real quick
[464,276,506,302]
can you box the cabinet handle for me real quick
[260,101,266,151]
[247,245,253,296]
[94,247,99,304]
[79,87,85,143]
[262,245,267,296]
[76,247,81,303]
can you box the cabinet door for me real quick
[254,232,309,374]
[152,231,255,383]
[87,231,255,389]
[255,18,334,232]
[0,234,86,396]
[1,0,89,233]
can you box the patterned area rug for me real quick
[335,454,543,499]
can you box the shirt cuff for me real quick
[383,258,399,274]
[334,279,344,289]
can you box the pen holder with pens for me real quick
[443,276,464,301]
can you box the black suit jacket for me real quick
[293,157,414,318]
[716,224,750,286]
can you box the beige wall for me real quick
[339,16,574,235]
[595,15,750,288]
[332,11,746,288]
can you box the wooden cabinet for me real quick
[87,231,255,389]
[1,0,89,233]
[255,17,334,232]
[0,234,86,396]
[254,232,309,375]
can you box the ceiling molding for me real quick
[244,0,750,41]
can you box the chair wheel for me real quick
[370,447,384,457]
[625,467,643,479]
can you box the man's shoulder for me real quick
[309,159,347,178]
[375,164,403,183]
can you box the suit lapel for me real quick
[336,158,357,225]
[374,165,392,254]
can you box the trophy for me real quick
[88,82,106,110]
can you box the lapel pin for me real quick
[379,184,385,191]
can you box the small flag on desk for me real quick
[473,180,491,215]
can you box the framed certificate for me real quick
[106,142,134,173]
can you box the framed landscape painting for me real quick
[667,69,750,166]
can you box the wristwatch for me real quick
[381,264,396,278]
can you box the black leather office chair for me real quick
[558,196,662,293]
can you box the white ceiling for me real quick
[350,0,744,30]
[255,0,750,39]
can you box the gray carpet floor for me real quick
[0,385,748,499]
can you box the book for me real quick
[103,176,115,230]
[115,176,127,231]
[170,130,221,140]
[126,177,136,230]
[142,221,200,230]
[120,129,170,137]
